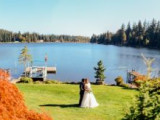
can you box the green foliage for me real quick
[115,76,129,88]
[120,83,130,88]
[34,81,43,84]
[0,29,90,43]
[119,24,127,44]
[134,79,146,87]
[20,77,33,83]
[90,19,160,49]
[44,80,62,84]
[115,76,124,86]
[123,79,160,120]
[19,35,26,42]
[33,80,62,84]
[94,60,106,82]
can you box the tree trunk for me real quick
[24,64,26,77]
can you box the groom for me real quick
[79,78,85,106]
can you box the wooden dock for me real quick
[25,66,56,74]
[46,67,56,73]
[127,70,145,83]
[23,66,56,81]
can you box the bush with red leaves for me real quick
[0,69,52,120]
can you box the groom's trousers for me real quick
[79,91,84,106]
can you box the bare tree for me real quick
[19,46,32,77]
[141,53,155,79]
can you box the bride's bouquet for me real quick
[87,88,92,93]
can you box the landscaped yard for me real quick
[17,84,138,120]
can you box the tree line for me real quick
[90,19,160,49]
[0,29,90,43]
[1,19,160,49]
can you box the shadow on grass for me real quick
[39,104,79,108]
[122,87,138,91]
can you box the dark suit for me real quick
[79,82,84,106]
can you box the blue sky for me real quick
[0,0,160,36]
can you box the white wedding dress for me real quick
[81,83,99,108]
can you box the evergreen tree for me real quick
[106,31,112,44]
[0,29,90,43]
[126,22,132,44]
[90,34,97,43]
[123,79,160,120]
[137,21,144,46]
[147,19,157,46]
[156,21,160,48]
[91,19,160,49]
[1,19,160,49]
[121,31,127,44]
[119,24,127,44]
[94,60,106,84]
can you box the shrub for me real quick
[34,81,43,84]
[115,76,124,86]
[44,80,62,84]
[20,77,33,83]
[123,79,160,120]
[0,69,52,120]
[120,83,130,88]
[134,75,147,87]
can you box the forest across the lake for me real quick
[1,19,160,49]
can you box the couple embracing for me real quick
[79,78,99,108]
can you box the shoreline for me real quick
[0,42,160,51]
[0,41,90,44]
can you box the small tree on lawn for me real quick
[19,46,32,77]
[94,60,106,84]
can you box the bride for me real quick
[81,79,99,108]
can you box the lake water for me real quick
[0,43,160,84]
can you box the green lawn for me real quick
[17,84,138,120]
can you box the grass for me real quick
[17,84,138,120]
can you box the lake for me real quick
[0,43,160,84]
